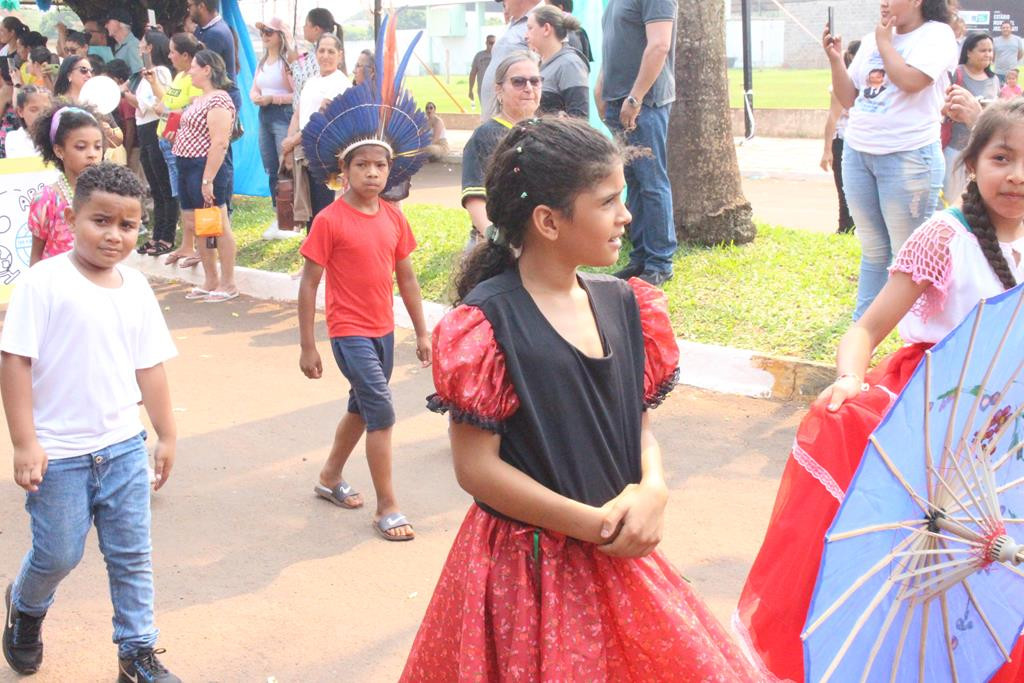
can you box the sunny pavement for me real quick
[0,286,805,681]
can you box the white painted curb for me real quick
[129,253,786,400]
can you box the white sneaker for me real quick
[261,219,280,240]
[274,229,303,239]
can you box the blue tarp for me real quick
[222,0,269,196]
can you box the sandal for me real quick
[313,481,363,509]
[146,241,174,256]
[204,290,239,303]
[136,240,156,255]
[164,252,183,265]
[185,287,210,300]
[177,255,202,268]
[373,513,415,542]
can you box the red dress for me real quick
[401,273,766,682]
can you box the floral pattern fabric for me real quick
[401,504,765,682]
[28,185,73,261]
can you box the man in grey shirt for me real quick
[468,35,495,106]
[994,20,1024,84]
[105,8,143,76]
[479,0,542,120]
[598,0,678,285]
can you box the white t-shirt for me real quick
[4,127,35,158]
[891,210,1024,344]
[845,21,959,155]
[0,254,177,459]
[134,66,172,125]
[298,70,348,130]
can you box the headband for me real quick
[49,106,96,144]
[337,138,394,164]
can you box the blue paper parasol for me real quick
[803,284,1024,682]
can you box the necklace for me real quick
[56,173,74,206]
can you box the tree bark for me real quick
[669,0,755,246]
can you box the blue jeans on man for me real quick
[11,433,158,658]
[603,99,677,278]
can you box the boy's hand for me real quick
[152,438,176,490]
[300,347,323,379]
[415,333,432,367]
[596,481,668,558]
[13,442,47,492]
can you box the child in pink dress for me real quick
[28,104,104,264]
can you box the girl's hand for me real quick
[142,69,156,83]
[818,374,866,412]
[152,438,176,490]
[875,16,895,50]
[201,182,215,206]
[596,481,668,558]
[13,441,48,492]
[300,347,323,379]
[415,333,432,367]
[820,148,833,172]
[822,23,843,62]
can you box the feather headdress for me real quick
[302,14,431,192]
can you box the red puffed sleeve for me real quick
[629,278,680,408]
[426,305,520,432]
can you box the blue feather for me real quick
[392,31,423,98]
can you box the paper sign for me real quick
[0,158,59,286]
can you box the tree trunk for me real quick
[669,0,755,246]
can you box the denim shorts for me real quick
[175,154,232,210]
[330,334,396,431]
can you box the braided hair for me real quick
[957,98,1024,291]
[453,117,624,304]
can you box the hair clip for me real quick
[513,166,520,173]
[520,192,528,199]
[516,146,523,153]
[485,223,507,247]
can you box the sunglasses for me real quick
[260,28,278,36]
[76,66,93,75]
[507,76,542,89]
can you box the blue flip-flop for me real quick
[313,481,363,509]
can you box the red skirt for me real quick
[735,343,1024,682]
[401,504,767,682]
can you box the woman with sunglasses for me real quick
[461,51,541,244]
[252,18,297,239]
[53,56,124,153]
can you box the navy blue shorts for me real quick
[330,334,396,431]
[175,154,232,210]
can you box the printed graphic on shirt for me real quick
[856,65,891,112]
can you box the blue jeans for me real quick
[258,103,293,205]
[11,433,157,658]
[603,99,677,274]
[158,138,178,198]
[842,142,944,320]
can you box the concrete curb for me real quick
[129,253,834,402]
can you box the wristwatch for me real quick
[625,95,641,108]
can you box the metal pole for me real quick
[740,0,754,139]
[374,0,382,38]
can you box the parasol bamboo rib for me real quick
[804,533,922,639]
[919,599,930,683]
[891,557,983,583]
[893,548,977,557]
[926,353,935,500]
[994,439,1024,471]
[871,436,935,516]
[828,520,928,543]
[929,460,989,533]
[908,526,984,548]
[939,592,960,683]
[963,438,1002,523]
[940,303,986,479]
[859,549,928,683]
[900,563,980,602]
[978,397,1024,470]
[962,579,1012,661]
[948,288,1024,468]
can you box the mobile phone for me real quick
[827,6,835,36]
[143,52,153,71]
[147,9,157,28]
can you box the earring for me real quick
[968,172,976,182]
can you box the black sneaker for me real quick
[637,269,674,287]
[118,648,180,683]
[3,583,45,675]
[613,262,645,280]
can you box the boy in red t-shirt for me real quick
[297,142,431,541]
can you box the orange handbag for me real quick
[194,205,223,247]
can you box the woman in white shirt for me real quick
[251,17,296,239]
[281,33,348,227]
[126,31,176,256]
[824,0,959,320]
[2,85,48,158]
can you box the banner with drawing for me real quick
[0,158,58,286]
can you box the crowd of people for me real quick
[3,0,1024,681]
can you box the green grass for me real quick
[404,69,833,115]
[230,196,898,363]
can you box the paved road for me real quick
[0,286,805,681]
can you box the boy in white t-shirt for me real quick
[0,164,181,682]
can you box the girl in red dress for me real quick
[736,100,1024,682]
[400,117,765,681]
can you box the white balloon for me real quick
[79,76,122,115]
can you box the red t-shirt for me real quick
[300,197,417,338]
